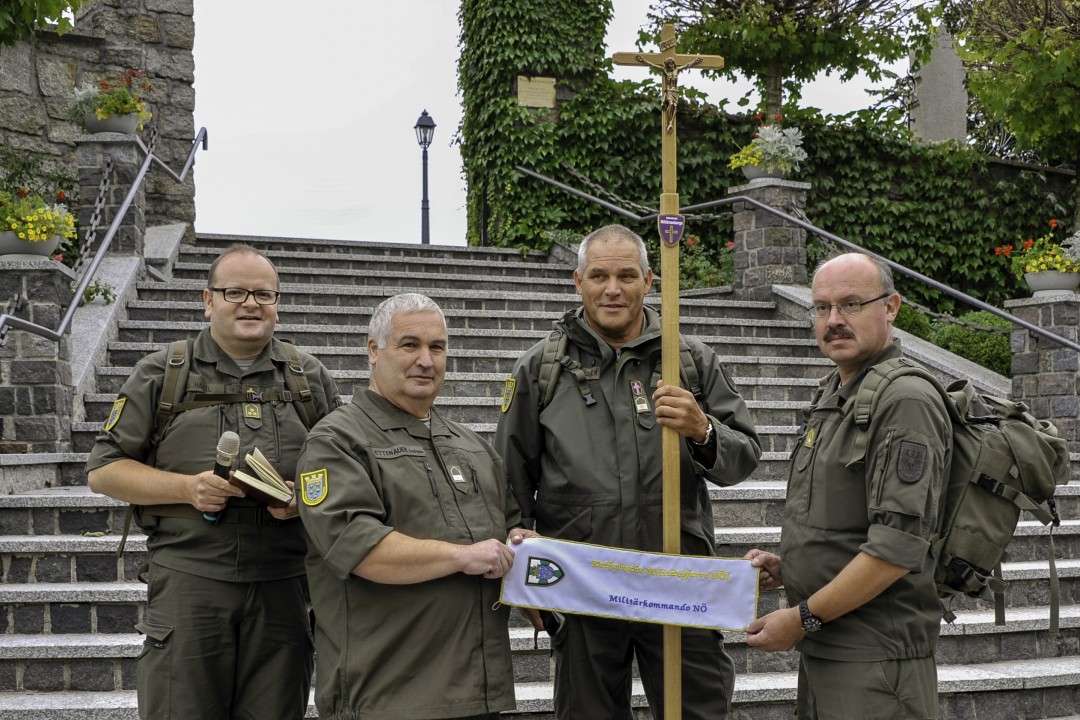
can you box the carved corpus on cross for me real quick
[613,23,723,720]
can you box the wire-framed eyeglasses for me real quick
[808,293,890,321]
[209,287,281,305]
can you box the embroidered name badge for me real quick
[104,398,125,431]
[501,378,516,413]
[372,446,426,459]
[897,441,928,483]
[526,557,564,586]
[630,380,650,415]
[300,469,328,506]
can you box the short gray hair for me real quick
[368,293,446,349]
[811,252,896,296]
[576,225,650,276]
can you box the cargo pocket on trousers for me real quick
[135,621,173,659]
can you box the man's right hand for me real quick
[745,548,783,590]
[460,538,517,579]
[189,469,244,513]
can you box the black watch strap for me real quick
[799,600,823,633]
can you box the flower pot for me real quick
[741,165,786,181]
[83,111,138,134]
[0,231,61,259]
[1024,271,1080,297]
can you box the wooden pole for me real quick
[613,24,723,719]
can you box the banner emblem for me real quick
[658,214,685,247]
[527,557,564,586]
[301,469,328,506]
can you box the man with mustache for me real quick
[87,244,341,719]
[495,225,760,719]
[745,253,950,719]
[296,293,534,720]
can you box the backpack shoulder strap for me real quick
[280,339,319,430]
[538,330,569,410]
[152,339,193,447]
[850,357,955,466]
[677,335,703,400]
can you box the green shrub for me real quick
[929,310,1012,377]
[895,303,931,340]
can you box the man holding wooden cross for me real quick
[495,224,760,719]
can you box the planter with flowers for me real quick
[994,218,1080,297]
[68,69,152,134]
[0,189,77,258]
[729,114,808,181]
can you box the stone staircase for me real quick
[2,234,1078,719]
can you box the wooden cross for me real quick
[613,24,724,720]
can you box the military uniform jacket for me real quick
[86,329,341,582]
[779,340,950,661]
[297,389,520,720]
[494,306,760,555]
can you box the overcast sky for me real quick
[191,1,903,246]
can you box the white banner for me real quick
[500,537,758,631]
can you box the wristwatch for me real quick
[689,421,714,448]
[799,600,823,633]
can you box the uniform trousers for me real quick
[796,653,938,719]
[552,613,734,720]
[136,563,313,720]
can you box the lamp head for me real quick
[414,109,436,149]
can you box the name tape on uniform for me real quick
[500,536,758,631]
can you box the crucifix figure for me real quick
[612,23,724,720]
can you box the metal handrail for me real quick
[0,128,208,343]
[514,165,1080,354]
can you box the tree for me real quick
[644,0,938,118]
[0,0,82,46]
[953,0,1080,227]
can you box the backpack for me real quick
[850,357,1071,632]
[537,329,703,409]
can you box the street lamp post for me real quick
[413,110,436,245]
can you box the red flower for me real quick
[54,254,64,262]
[726,241,735,249]
[994,245,1012,257]
[686,236,697,247]
[1022,239,1035,250]
[753,112,762,120]
[55,190,66,201]
[774,114,783,122]
[1049,218,1058,229]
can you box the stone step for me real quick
[4,560,1078,635]
[1,655,1077,719]
[190,233,553,264]
[110,320,819,357]
[120,300,801,337]
[175,246,577,280]
[89,364,820,406]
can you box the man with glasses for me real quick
[743,252,950,719]
[88,243,341,720]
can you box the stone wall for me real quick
[0,0,196,233]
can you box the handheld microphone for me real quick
[204,431,240,523]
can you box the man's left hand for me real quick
[268,480,299,521]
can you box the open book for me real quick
[230,447,291,508]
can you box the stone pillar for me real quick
[0,258,76,453]
[1005,295,1080,450]
[730,178,811,300]
[77,134,146,255]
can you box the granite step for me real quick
[0,656,1077,719]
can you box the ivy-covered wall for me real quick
[458,0,1074,312]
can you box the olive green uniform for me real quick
[494,307,761,720]
[779,340,950,719]
[86,329,341,720]
[297,389,520,720]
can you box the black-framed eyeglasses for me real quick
[209,287,281,305]
[808,293,890,320]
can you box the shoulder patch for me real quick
[501,378,516,413]
[300,469,328,506]
[104,398,126,431]
[897,440,928,483]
